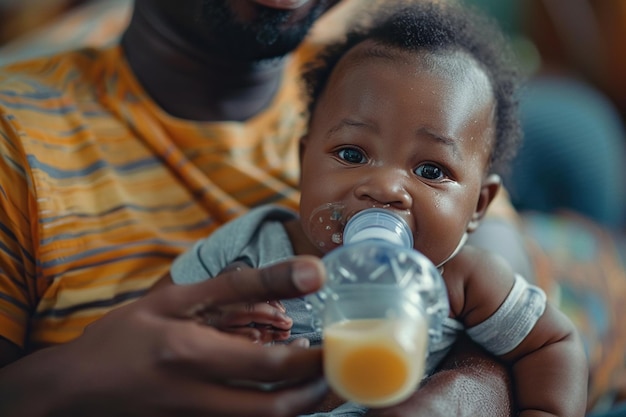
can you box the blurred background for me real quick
[0,0,625,414]
[465,0,626,231]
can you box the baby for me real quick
[166,2,587,416]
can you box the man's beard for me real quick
[199,0,327,61]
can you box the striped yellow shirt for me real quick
[0,44,315,350]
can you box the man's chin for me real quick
[197,0,337,60]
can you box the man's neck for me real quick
[120,9,289,122]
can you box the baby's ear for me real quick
[467,174,501,233]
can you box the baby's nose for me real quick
[354,170,412,209]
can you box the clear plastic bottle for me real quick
[307,208,449,407]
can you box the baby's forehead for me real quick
[346,40,490,81]
[319,40,498,150]
[339,40,496,104]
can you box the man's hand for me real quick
[366,333,515,417]
[0,256,328,417]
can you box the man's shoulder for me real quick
[0,47,117,96]
[0,0,131,67]
[0,46,126,167]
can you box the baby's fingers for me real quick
[227,326,292,344]
[221,302,292,330]
[267,300,286,313]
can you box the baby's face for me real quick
[299,42,499,265]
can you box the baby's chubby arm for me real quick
[446,246,588,417]
[504,302,587,417]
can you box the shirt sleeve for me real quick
[0,107,38,348]
[170,205,297,284]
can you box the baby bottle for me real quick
[307,208,449,407]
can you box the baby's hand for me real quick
[186,261,293,344]
[189,299,293,344]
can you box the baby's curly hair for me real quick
[302,1,522,176]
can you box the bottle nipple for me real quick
[343,209,413,248]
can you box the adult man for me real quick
[0,1,515,415]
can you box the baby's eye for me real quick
[337,148,367,164]
[415,164,445,180]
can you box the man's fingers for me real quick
[267,300,286,313]
[152,256,325,317]
[224,327,291,344]
[161,373,328,417]
[210,338,323,384]
[289,337,311,348]
[156,322,323,384]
